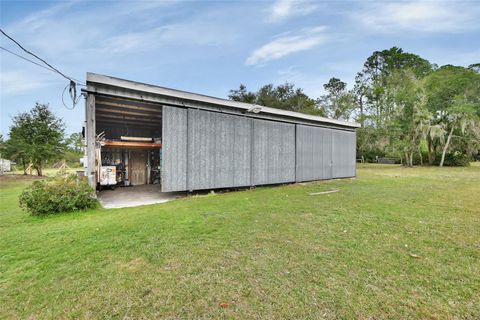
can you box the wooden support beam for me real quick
[96,110,161,120]
[102,140,161,149]
[95,113,160,123]
[95,99,162,113]
[97,102,162,115]
[96,119,160,128]
[96,107,162,119]
[86,93,96,188]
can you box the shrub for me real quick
[359,149,386,163]
[63,150,83,168]
[19,174,98,215]
[434,152,471,167]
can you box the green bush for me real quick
[63,150,83,168]
[19,174,98,215]
[434,152,471,167]
[359,149,386,163]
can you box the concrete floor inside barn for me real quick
[98,185,185,209]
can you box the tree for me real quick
[318,77,355,120]
[356,47,434,128]
[7,103,65,176]
[65,132,83,154]
[353,72,369,127]
[385,70,431,166]
[228,83,325,116]
[228,84,257,104]
[363,47,433,82]
[323,77,346,95]
[468,63,480,73]
[0,134,5,156]
[438,89,480,167]
[350,47,438,163]
[5,112,32,174]
[424,65,480,166]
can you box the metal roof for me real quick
[86,73,360,128]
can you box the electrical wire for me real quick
[0,45,85,86]
[2,45,85,109]
[0,28,87,109]
[61,81,85,110]
[0,45,56,73]
[0,28,83,84]
[61,84,75,110]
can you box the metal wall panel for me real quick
[332,130,344,178]
[332,129,356,178]
[252,119,295,185]
[295,126,341,181]
[296,125,327,181]
[347,130,356,177]
[161,106,187,192]
[232,116,252,187]
[162,106,355,192]
[187,109,252,190]
[322,128,333,179]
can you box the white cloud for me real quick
[0,70,50,96]
[268,0,319,22]
[4,0,235,59]
[101,20,234,54]
[354,1,480,33]
[246,26,327,66]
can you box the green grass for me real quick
[7,167,79,177]
[1,164,479,319]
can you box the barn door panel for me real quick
[322,128,333,179]
[332,129,356,178]
[187,109,252,190]
[252,119,295,185]
[161,106,187,192]
[296,125,327,182]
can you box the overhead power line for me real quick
[0,28,86,110]
[0,46,84,84]
[0,46,56,72]
[0,28,84,85]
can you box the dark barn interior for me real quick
[94,95,163,187]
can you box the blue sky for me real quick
[1,0,479,137]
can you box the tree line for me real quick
[229,47,480,166]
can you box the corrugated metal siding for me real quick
[332,129,356,178]
[322,128,333,179]
[296,126,346,181]
[161,106,187,192]
[252,119,295,185]
[162,106,355,191]
[296,125,325,181]
[187,109,219,190]
[187,109,252,190]
[347,130,356,177]
[232,116,252,187]
[296,126,357,181]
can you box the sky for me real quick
[1,0,479,137]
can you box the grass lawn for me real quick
[1,164,479,319]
